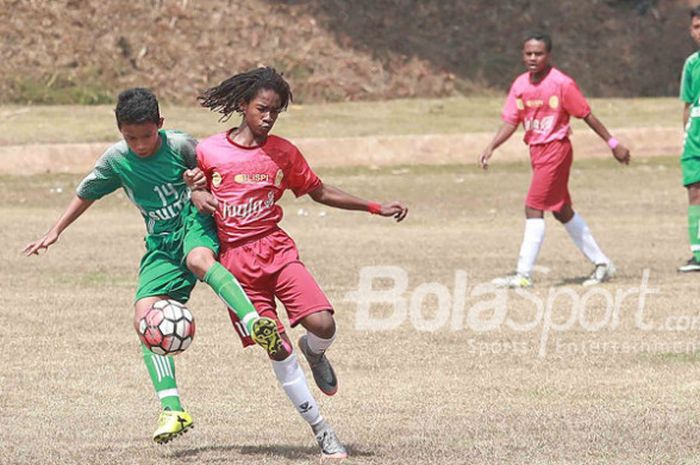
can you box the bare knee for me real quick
[300,310,336,339]
[553,204,574,223]
[186,247,216,279]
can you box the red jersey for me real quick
[196,131,322,245]
[501,67,591,146]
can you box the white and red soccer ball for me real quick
[137,299,195,356]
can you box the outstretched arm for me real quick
[583,113,631,165]
[308,184,408,222]
[478,122,518,170]
[23,195,95,256]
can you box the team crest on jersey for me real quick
[516,98,525,110]
[549,95,559,109]
[274,169,284,187]
[212,172,223,188]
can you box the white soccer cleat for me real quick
[314,421,348,459]
[582,262,616,287]
[491,273,533,289]
[678,257,700,272]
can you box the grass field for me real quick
[0,97,681,145]
[4,153,700,464]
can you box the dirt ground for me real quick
[4,157,700,464]
[1,0,693,104]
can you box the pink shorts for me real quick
[526,138,573,212]
[218,229,333,348]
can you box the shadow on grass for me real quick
[169,443,373,460]
[553,276,588,287]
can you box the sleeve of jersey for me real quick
[195,144,212,189]
[501,83,521,125]
[287,146,322,198]
[561,80,591,119]
[681,59,693,103]
[75,149,122,200]
[179,134,199,170]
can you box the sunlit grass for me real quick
[0,97,681,145]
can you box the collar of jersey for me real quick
[226,128,269,150]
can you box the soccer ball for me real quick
[137,299,195,356]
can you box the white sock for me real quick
[271,353,323,427]
[306,332,336,355]
[516,218,546,276]
[563,213,609,265]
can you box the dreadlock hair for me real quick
[115,88,160,127]
[198,67,293,122]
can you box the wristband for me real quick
[607,137,619,150]
[367,202,382,215]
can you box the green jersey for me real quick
[681,51,700,157]
[76,129,198,235]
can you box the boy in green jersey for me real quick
[23,88,282,443]
[679,7,700,272]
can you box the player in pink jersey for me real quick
[478,32,631,288]
[186,67,408,459]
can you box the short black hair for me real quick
[115,88,160,127]
[524,31,553,52]
[691,6,700,19]
[198,67,292,122]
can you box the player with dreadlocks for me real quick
[185,67,408,459]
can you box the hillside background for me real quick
[2,0,698,105]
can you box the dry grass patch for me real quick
[4,157,700,464]
[0,97,680,145]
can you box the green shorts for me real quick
[682,152,700,187]
[135,205,219,303]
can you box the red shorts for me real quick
[526,138,573,212]
[219,228,333,347]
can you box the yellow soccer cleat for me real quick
[491,273,533,289]
[251,317,284,356]
[153,410,193,444]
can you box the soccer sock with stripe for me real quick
[688,205,700,261]
[516,218,545,277]
[141,344,182,411]
[271,353,323,428]
[203,262,259,334]
[563,213,609,265]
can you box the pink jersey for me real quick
[196,131,322,245]
[502,67,591,146]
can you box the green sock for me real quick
[689,205,700,261]
[203,262,259,334]
[141,344,182,412]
